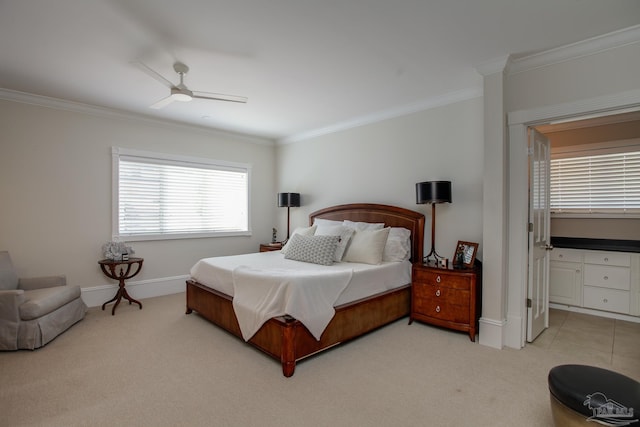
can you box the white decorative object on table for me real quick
[102,241,135,260]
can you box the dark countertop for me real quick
[551,237,640,253]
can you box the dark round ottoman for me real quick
[548,364,640,426]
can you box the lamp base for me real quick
[423,247,444,264]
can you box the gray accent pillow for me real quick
[280,225,317,253]
[283,234,340,266]
[314,224,355,261]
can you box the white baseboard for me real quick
[549,303,640,324]
[81,275,188,308]
[478,317,506,349]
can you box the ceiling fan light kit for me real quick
[170,88,192,102]
[135,60,247,109]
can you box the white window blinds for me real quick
[113,148,250,240]
[550,150,640,214]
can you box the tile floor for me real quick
[531,308,640,378]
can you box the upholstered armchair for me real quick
[0,251,87,350]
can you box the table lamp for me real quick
[278,192,301,242]
[416,181,452,263]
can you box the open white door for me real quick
[527,128,552,342]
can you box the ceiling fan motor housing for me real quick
[170,62,193,101]
[170,86,193,101]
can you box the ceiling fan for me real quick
[133,61,248,109]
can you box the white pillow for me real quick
[313,218,343,228]
[280,225,317,253]
[314,224,354,262]
[343,227,390,265]
[383,227,412,262]
[342,220,385,231]
[283,234,339,266]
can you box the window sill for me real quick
[114,230,252,242]
[551,213,640,219]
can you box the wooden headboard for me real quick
[309,203,425,262]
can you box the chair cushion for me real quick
[548,364,640,420]
[19,286,82,320]
[0,252,19,290]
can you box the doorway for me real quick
[506,92,640,349]
[525,112,640,343]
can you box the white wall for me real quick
[276,97,484,262]
[507,42,640,112]
[0,100,276,302]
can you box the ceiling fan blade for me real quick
[150,95,176,109]
[192,91,248,104]
[131,61,174,88]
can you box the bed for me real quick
[185,203,425,377]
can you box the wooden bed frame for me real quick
[185,203,425,377]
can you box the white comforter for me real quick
[232,266,352,341]
[190,252,411,342]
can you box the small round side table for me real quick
[98,257,144,315]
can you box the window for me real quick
[550,150,640,215]
[112,148,251,241]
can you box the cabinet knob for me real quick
[576,270,580,273]
[604,257,609,262]
[559,254,563,258]
[603,276,608,280]
[436,275,441,283]
[435,289,441,297]
[603,298,608,303]
[435,306,441,313]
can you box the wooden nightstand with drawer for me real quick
[260,243,283,252]
[410,262,481,341]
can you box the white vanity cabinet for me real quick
[549,248,639,317]
[583,252,632,314]
[549,249,582,306]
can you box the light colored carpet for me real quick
[0,293,636,427]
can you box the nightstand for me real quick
[260,243,283,252]
[410,261,481,341]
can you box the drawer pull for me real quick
[559,254,563,259]
[435,306,441,313]
[603,276,608,280]
[436,275,441,283]
[435,289,441,297]
[603,298,608,303]
[604,257,609,262]
[576,270,580,273]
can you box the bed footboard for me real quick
[186,279,410,377]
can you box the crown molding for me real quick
[475,55,511,76]
[508,89,640,126]
[0,88,275,146]
[508,24,640,75]
[278,86,483,145]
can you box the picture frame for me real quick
[454,241,478,268]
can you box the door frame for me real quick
[505,89,640,349]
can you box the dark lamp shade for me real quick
[416,181,452,204]
[278,192,301,207]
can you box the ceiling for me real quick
[1,1,639,143]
